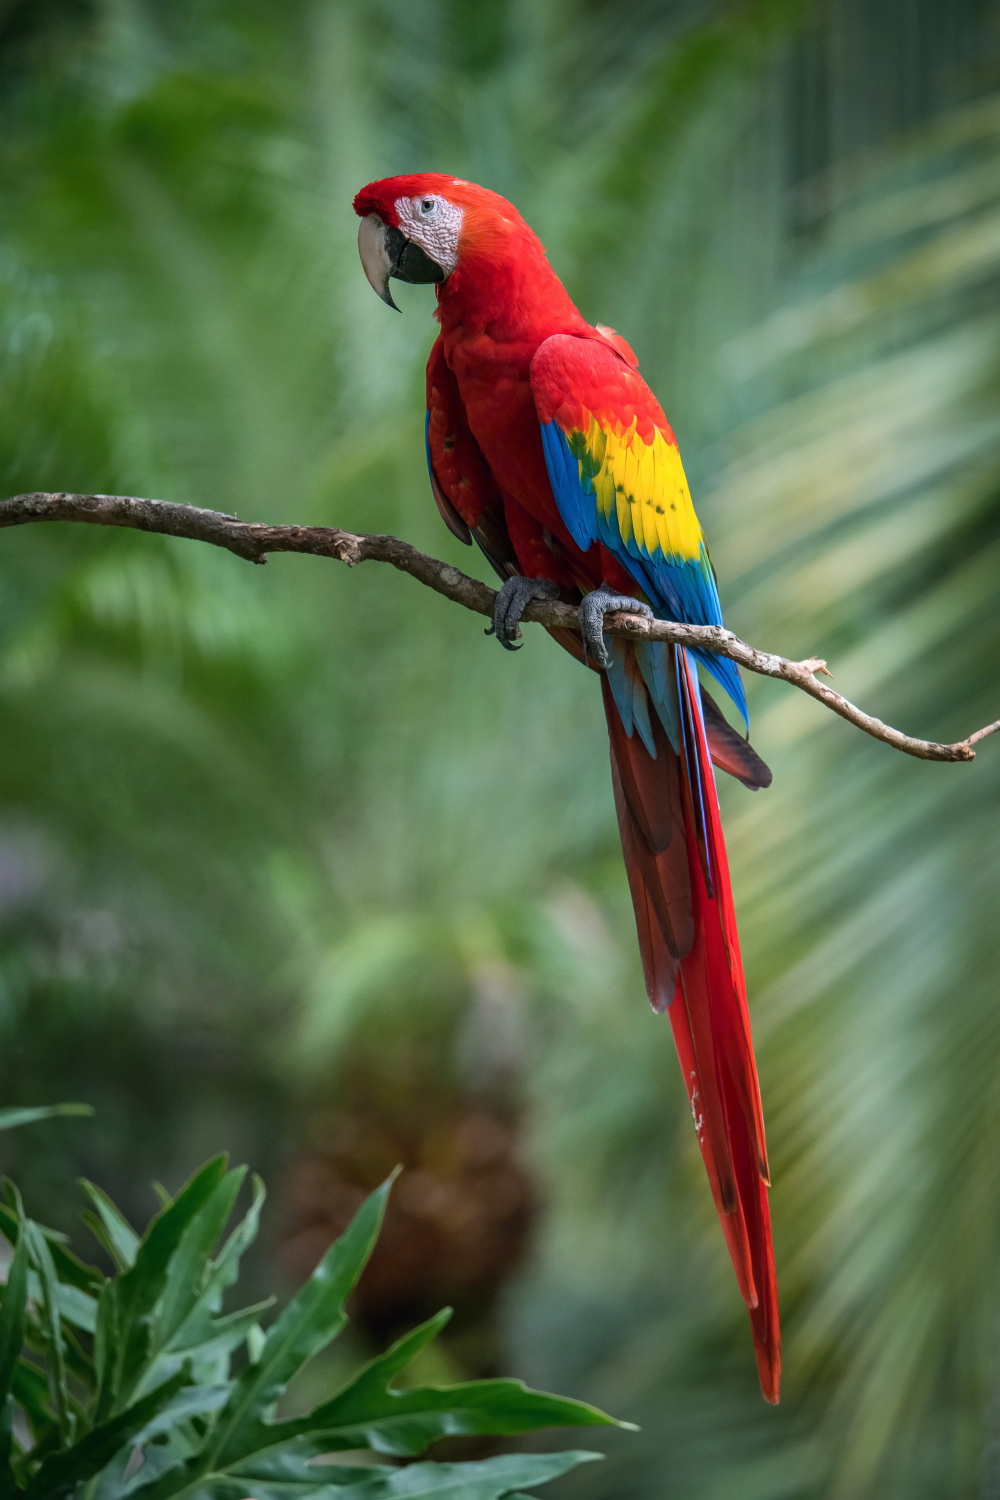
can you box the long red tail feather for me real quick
[603,651,781,1403]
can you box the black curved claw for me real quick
[579,589,654,670]
[488,575,560,651]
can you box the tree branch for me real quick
[1,490,994,764]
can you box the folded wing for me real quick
[530,332,747,728]
[426,335,518,579]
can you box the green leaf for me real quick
[171,1299,276,1357]
[48,1240,103,1298]
[102,1424,198,1500]
[253,1311,623,1459]
[130,1448,599,1500]
[50,1319,95,1399]
[221,1431,343,1487]
[193,1305,276,1389]
[0,1230,29,1402]
[80,1184,141,1273]
[93,1280,120,1415]
[0,1202,103,1296]
[98,1157,229,1418]
[199,1173,395,1473]
[142,1166,245,1376]
[145,1175,267,1387]
[22,1370,190,1500]
[91,1381,232,1495]
[235,1450,600,1500]
[26,1272,97,1333]
[0,1156,626,1500]
[245,1322,266,1366]
[129,1381,230,1443]
[198,1172,265,1310]
[135,1299,276,1398]
[0,1394,17,1500]
[0,1105,93,1133]
[11,1360,54,1441]
[22,1222,74,1445]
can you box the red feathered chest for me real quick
[434,249,589,540]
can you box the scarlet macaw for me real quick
[354,175,779,1402]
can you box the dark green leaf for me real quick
[26,1271,97,1334]
[89,1384,233,1497]
[145,1175,267,1387]
[201,1174,395,1472]
[22,1369,190,1500]
[199,1173,265,1308]
[172,1298,275,1359]
[0,1155,627,1498]
[48,1240,103,1298]
[0,1203,102,1296]
[134,1298,275,1403]
[87,1382,232,1496]
[0,1230,29,1403]
[80,1185,141,1273]
[224,1432,342,1485]
[0,1394,16,1500]
[99,1157,229,1417]
[23,1222,74,1445]
[145,1167,245,1368]
[104,1418,207,1500]
[130,1381,230,1443]
[53,1320,95,1400]
[0,1106,93,1133]
[370,1451,600,1499]
[93,1280,120,1414]
[257,1311,623,1459]
[132,1448,599,1500]
[236,1450,600,1500]
[11,1360,54,1441]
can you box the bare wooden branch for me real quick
[0,490,992,764]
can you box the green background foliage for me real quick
[2,1,1000,1496]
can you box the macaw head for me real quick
[353,173,537,311]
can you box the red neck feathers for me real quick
[436,197,585,345]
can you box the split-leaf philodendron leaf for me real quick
[0,1138,626,1499]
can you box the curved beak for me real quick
[357,213,445,313]
[358,213,401,311]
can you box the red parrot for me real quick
[353,175,780,1401]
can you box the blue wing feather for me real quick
[541,421,594,552]
[540,420,748,728]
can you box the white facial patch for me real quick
[395,194,464,278]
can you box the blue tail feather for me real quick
[695,650,748,731]
[606,640,656,757]
[677,649,715,895]
[636,641,680,753]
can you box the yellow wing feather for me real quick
[576,416,703,564]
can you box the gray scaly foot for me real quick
[579,588,654,670]
[487,575,560,651]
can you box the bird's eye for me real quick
[420,198,435,214]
